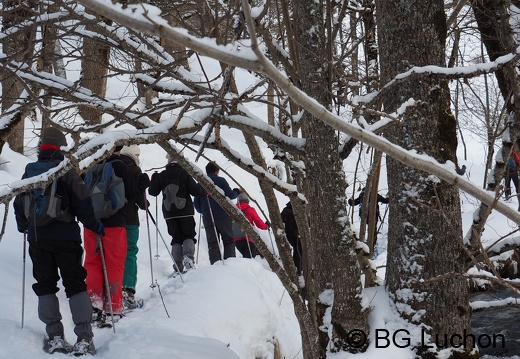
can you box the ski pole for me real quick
[146,209,184,282]
[21,232,27,329]
[155,280,170,318]
[155,196,159,259]
[196,213,201,264]
[206,196,224,263]
[144,194,156,289]
[266,226,276,255]
[96,235,115,333]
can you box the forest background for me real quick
[1,1,520,359]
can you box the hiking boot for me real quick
[43,335,71,354]
[123,288,138,309]
[71,338,96,356]
[182,256,195,272]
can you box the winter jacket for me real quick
[507,152,520,173]
[148,162,206,218]
[91,154,140,228]
[280,203,299,239]
[194,172,238,221]
[235,202,269,242]
[348,188,389,218]
[13,149,101,242]
[119,154,149,226]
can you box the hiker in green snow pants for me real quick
[119,146,150,307]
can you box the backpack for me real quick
[507,155,516,169]
[162,178,187,211]
[232,208,249,238]
[232,220,247,238]
[85,160,126,219]
[22,161,73,227]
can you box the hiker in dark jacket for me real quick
[120,145,150,308]
[83,145,140,323]
[348,187,389,250]
[148,155,206,273]
[280,202,302,274]
[13,127,104,355]
[194,161,239,264]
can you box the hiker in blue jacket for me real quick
[194,162,239,264]
[13,127,104,355]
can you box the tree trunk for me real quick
[79,12,110,125]
[293,0,369,356]
[376,1,473,357]
[468,0,520,254]
[1,0,37,153]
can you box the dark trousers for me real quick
[235,238,258,258]
[29,239,87,298]
[287,235,303,274]
[203,217,236,264]
[505,171,520,198]
[166,215,197,245]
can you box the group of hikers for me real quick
[12,127,303,356]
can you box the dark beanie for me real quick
[41,127,67,148]
[237,192,249,203]
[206,161,218,174]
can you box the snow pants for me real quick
[123,224,139,291]
[203,217,236,265]
[235,238,258,258]
[84,227,127,315]
[28,239,93,340]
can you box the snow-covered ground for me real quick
[2,136,520,359]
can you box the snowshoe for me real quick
[43,335,71,354]
[123,288,143,310]
[97,313,123,328]
[70,338,96,356]
[182,256,196,273]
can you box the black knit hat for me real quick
[41,127,67,148]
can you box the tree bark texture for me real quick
[292,0,369,356]
[376,1,472,357]
[79,13,110,125]
[1,0,37,153]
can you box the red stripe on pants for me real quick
[84,227,127,315]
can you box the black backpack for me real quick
[22,161,73,226]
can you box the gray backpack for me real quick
[163,179,187,211]
[85,160,126,219]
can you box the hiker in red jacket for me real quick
[233,193,269,258]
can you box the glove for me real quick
[95,222,105,237]
[265,220,271,229]
[17,226,27,234]
[206,191,211,197]
[139,173,151,187]
[233,188,241,194]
